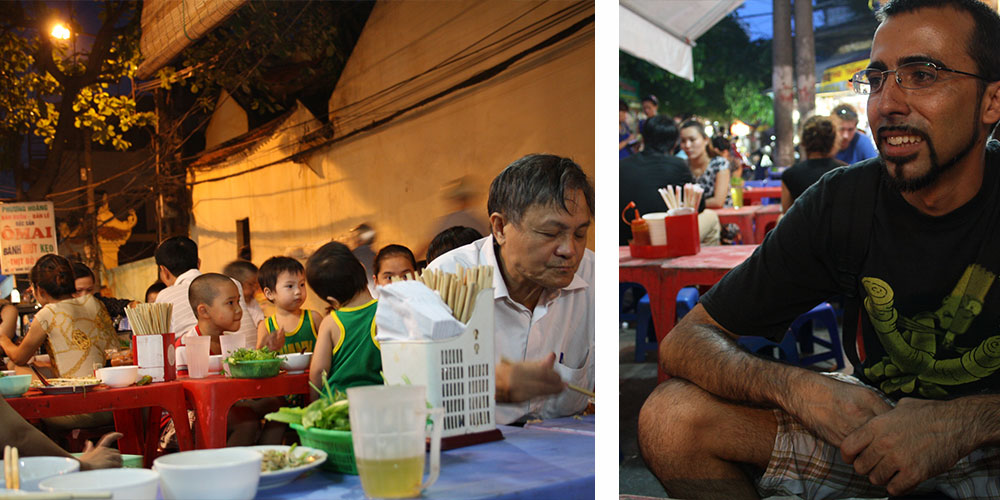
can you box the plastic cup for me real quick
[220,335,243,372]
[185,336,210,379]
[348,385,443,499]
[642,212,668,246]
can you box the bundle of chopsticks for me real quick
[4,445,19,490]
[658,184,704,211]
[388,265,494,323]
[124,303,173,335]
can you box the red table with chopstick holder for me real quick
[620,245,758,382]
[715,206,763,244]
[6,381,193,467]
[742,186,781,205]
[178,372,310,449]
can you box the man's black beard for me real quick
[879,106,981,193]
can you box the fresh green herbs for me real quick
[226,347,279,364]
[264,371,350,431]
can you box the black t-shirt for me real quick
[619,150,698,245]
[782,157,846,202]
[702,141,1000,400]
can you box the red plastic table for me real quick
[179,372,310,449]
[754,204,782,243]
[620,245,758,381]
[743,186,781,205]
[6,381,193,467]
[715,206,762,244]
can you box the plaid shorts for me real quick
[756,373,1000,500]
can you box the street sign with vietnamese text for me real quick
[0,202,58,274]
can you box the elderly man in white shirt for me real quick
[427,154,594,425]
[153,236,257,342]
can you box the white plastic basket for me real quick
[380,288,495,437]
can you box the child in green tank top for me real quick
[305,242,382,395]
[256,256,320,354]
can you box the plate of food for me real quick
[30,378,102,395]
[249,444,327,489]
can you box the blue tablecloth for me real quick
[256,416,595,499]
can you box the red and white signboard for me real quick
[0,202,58,274]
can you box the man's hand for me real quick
[495,353,566,403]
[841,398,972,496]
[787,374,891,448]
[77,432,123,470]
[259,327,285,352]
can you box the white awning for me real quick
[619,0,744,81]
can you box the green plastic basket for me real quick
[290,423,356,474]
[226,359,281,378]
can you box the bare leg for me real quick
[637,378,777,500]
[226,406,260,447]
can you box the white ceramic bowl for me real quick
[0,456,79,491]
[278,352,312,374]
[209,354,223,374]
[0,374,32,397]
[154,448,261,500]
[96,366,139,388]
[39,468,159,500]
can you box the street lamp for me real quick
[51,23,70,40]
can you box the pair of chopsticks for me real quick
[4,445,19,490]
[567,384,595,398]
[658,184,703,210]
[388,266,494,323]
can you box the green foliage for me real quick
[619,14,772,126]
[0,1,155,171]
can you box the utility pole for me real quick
[772,0,796,167]
[794,0,816,120]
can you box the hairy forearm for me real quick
[953,394,1000,449]
[659,305,808,411]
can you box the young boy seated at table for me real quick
[255,256,320,354]
[305,242,382,398]
[161,274,264,448]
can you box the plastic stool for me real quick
[619,283,646,326]
[738,302,843,370]
[792,302,844,369]
[737,331,800,363]
[634,287,700,362]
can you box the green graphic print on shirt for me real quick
[861,264,1000,398]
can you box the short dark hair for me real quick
[641,115,679,154]
[257,256,305,293]
[877,0,1000,83]
[619,98,629,112]
[155,236,198,277]
[188,273,236,315]
[30,254,76,298]
[222,260,258,283]
[306,241,368,306]
[145,281,166,302]
[832,104,859,124]
[373,244,417,276]
[71,261,95,281]
[801,115,837,155]
[487,154,594,225]
[427,226,482,263]
[641,94,659,106]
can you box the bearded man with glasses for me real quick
[637,0,1000,499]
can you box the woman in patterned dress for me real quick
[680,120,731,209]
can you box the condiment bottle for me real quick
[622,202,651,246]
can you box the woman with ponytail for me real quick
[0,254,118,377]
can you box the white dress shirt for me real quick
[427,235,594,424]
[155,268,258,343]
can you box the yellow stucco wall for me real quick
[189,1,595,295]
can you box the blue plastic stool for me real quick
[634,287,699,362]
[737,302,844,370]
[619,283,645,326]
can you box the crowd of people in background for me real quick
[619,94,880,246]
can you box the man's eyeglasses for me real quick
[849,61,988,95]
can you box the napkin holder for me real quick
[380,287,503,449]
[130,333,176,382]
[629,211,701,259]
